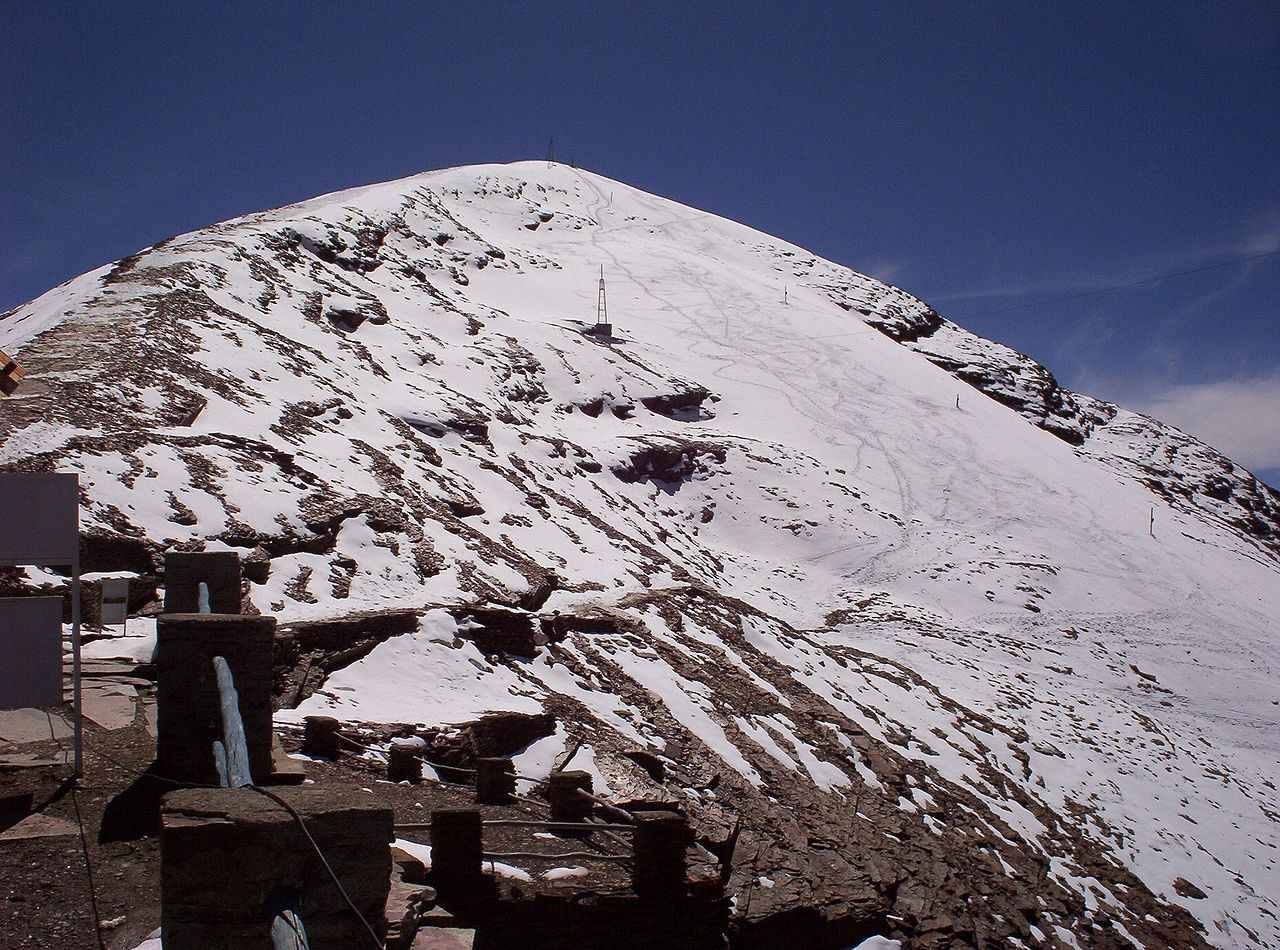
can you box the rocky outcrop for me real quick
[611,440,727,488]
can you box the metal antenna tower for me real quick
[548,137,555,167]
[593,266,612,336]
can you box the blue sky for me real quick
[3,1,1277,484]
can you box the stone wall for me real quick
[161,786,393,949]
[155,614,275,785]
[469,892,730,950]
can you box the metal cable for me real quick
[246,786,384,950]
[79,737,383,948]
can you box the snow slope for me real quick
[2,161,1277,948]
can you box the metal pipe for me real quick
[71,568,82,776]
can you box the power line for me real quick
[956,247,1280,320]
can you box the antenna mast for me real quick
[548,137,555,167]
[593,266,612,336]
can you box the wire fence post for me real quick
[475,757,516,805]
[302,716,343,760]
[548,770,593,826]
[387,738,424,784]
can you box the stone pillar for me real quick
[163,550,243,614]
[632,811,689,897]
[156,614,276,785]
[430,808,484,886]
[302,716,343,759]
[387,738,424,784]
[161,787,392,949]
[475,757,516,805]
[547,770,593,824]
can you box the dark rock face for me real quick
[1174,877,1208,900]
[82,530,160,575]
[857,300,943,343]
[450,606,546,658]
[640,386,716,421]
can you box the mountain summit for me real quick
[3,162,1277,947]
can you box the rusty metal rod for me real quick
[393,820,632,833]
[482,851,631,863]
[571,787,635,824]
[583,817,633,852]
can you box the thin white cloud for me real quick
[1135,372,1280,472]
[854,258,907,284]
[926,212,1280,307]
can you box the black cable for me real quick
[246,786,385,950]
[956,247,1280,319]
[69,786,108,950]
[44,711,107,950]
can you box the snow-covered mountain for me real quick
[2,162,1277,948]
